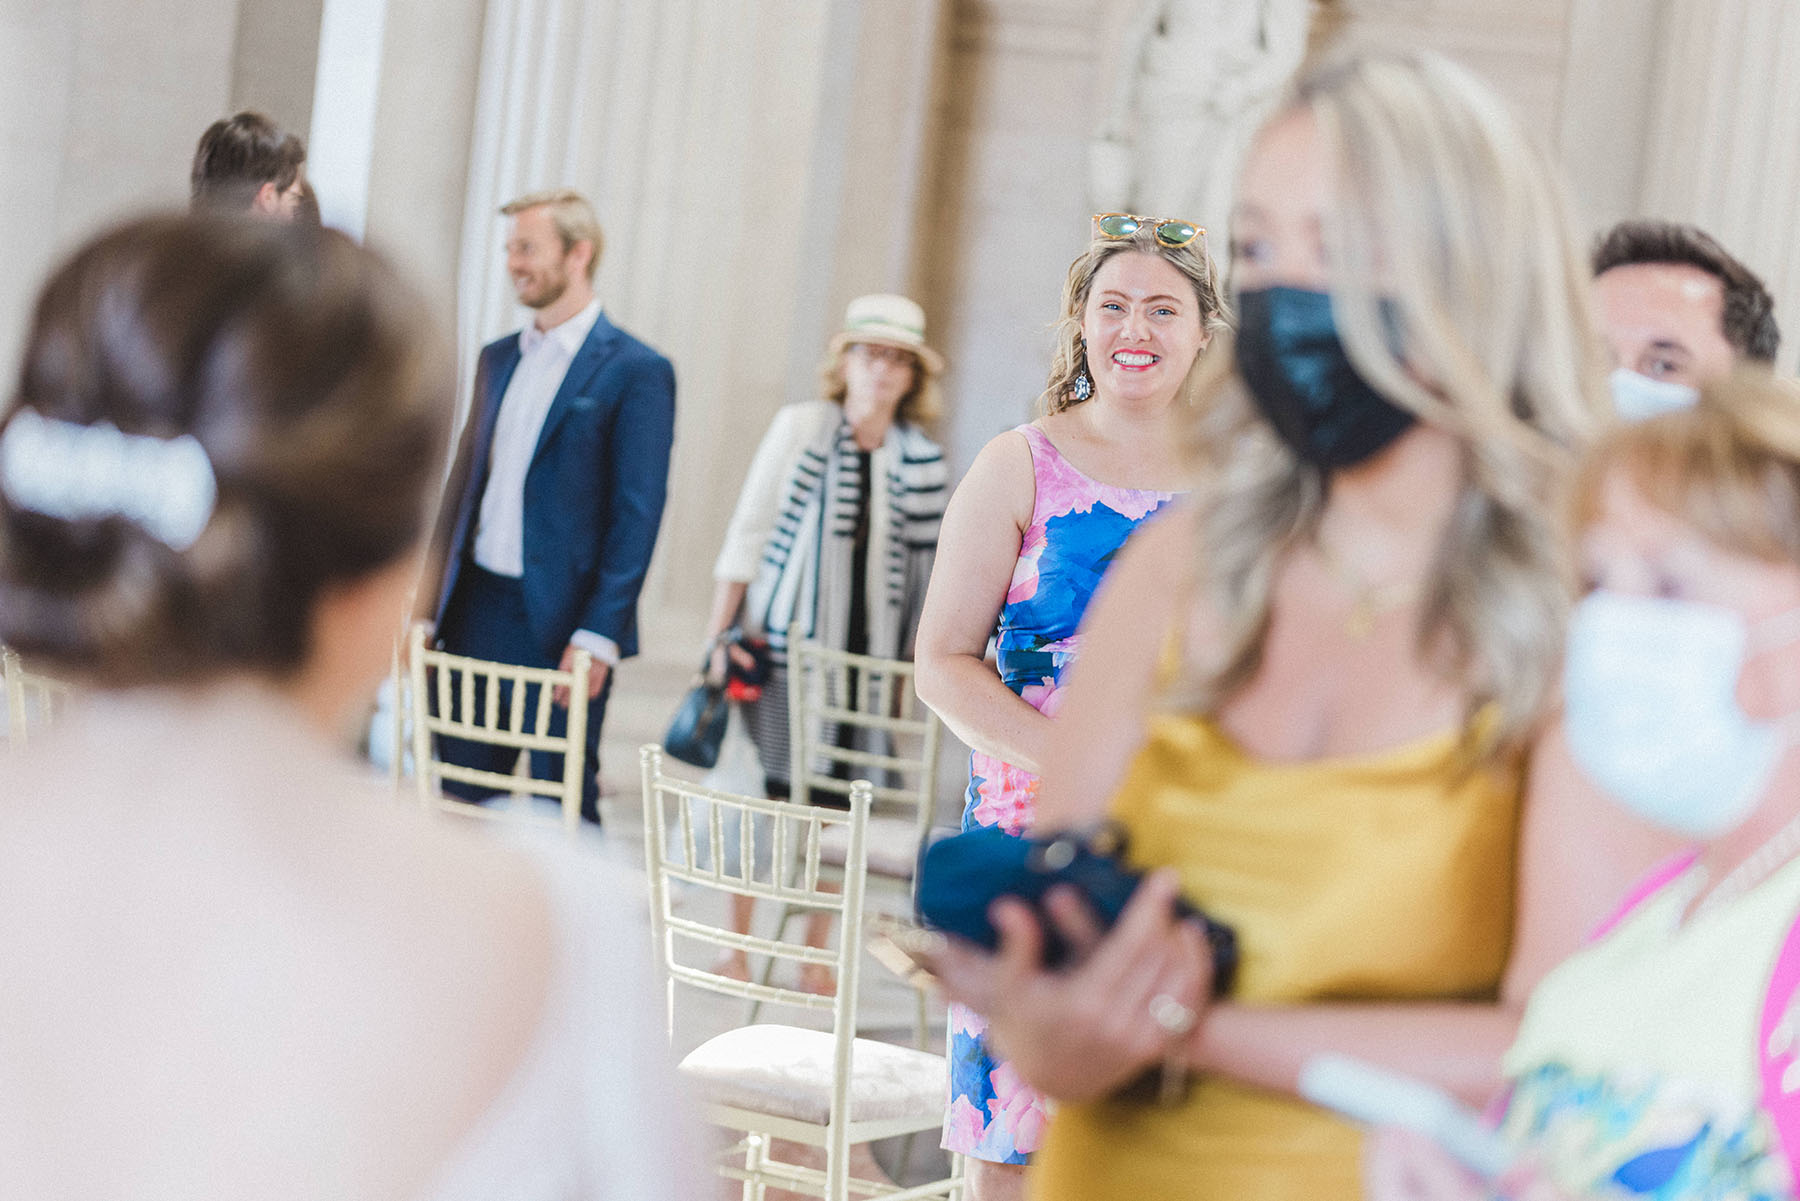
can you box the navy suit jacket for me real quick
[433,311,675,663]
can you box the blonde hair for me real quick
[1574,372,1800,565]
[817,345,943,429]
[500,189,603,281]
[1178,49,1609,764]
[1042,226,1230,415]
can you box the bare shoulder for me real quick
[1107,500,1201,608]
[1073,501,1213,683]
[951,426,1039,527]
[968,425,1036,484]
[1503,716,1688,999]
[1033,503,1201,829]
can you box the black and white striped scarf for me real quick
[747,416,946,663]
[741,414,946,787]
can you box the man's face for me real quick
[505,207,575,310]
[1594,262,1738,387]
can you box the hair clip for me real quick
[0,408,217,550]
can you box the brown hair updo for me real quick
[0,214,453,684]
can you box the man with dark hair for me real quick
[190,111,308,219]
[1593,219,1780,418]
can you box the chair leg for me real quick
[914,983,931,1051]
[742,1131,767,1201]
[825,1123,851,1201]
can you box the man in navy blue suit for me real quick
[426,188,675,823]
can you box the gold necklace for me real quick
[1311,535,1420,640]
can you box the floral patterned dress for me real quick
[943,422,1177,1163]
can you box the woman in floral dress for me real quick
[913,215,1227,1200]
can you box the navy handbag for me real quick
[914,822,1238,991]
[662,654,729,769]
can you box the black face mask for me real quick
[1233,286,1416,470]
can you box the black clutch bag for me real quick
[915,822,1238,992]
[663,652,729,769]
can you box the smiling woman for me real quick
[916,48,1686,1201]
[910,219,1227,1201]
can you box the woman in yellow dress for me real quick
[923,48,1681,1199]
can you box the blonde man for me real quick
[426,188,675,823]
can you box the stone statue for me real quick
[1090,0,1312,245]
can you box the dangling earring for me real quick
[1072,339,1093,401]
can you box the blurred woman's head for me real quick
[1044,220,1228,414]
[0,214,453,691]
[1182,49,1608,761]
[1566,373,1800,837]
[818,293,943,428]
[1227,51,1602,459]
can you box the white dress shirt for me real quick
[472,299,618,665]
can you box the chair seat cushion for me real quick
[679,1023,947,1127]
[818,815,924,879]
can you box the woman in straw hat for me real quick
[704,293,949,987]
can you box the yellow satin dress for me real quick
[1032,709,1522,1201]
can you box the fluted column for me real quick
[452,0,958,621]
[1638,0,1800,372]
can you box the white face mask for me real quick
[1609,367,1699,422]
[1564,591,1800,837]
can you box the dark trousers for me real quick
[435,563,609,823]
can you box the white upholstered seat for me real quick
[818,814,927,880]
[680,1024,948,1127]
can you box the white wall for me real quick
[0,0,240,380]
[363,0,489,331]
[230,0,325,132]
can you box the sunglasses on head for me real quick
[1093,212,1205,249]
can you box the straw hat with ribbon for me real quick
[826,293,944,375]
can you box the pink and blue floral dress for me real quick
[943,422,1177,1163]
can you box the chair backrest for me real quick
[405,621,590,835]
[785,627,943,866]
[640,744,870,1049]
[2,647,73,748]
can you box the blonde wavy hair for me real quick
[1042,224,1229,415]
[1573,372,1800,565]
[1177,49,1609,765]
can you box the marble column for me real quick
[451,0,861,620]
[1636,0,1800,372]
[0,0,240,378]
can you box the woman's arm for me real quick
[704,405,820,668]
[911,430,1051,770]
[927,561,1683,1107]
[1500,721,1687,1002]
[1033,505,1199,831]
[1191,723,1683,1104]
[1189,721,1685,1105]
[1194,1001,1521,1109]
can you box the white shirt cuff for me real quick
[570,630,621,666]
